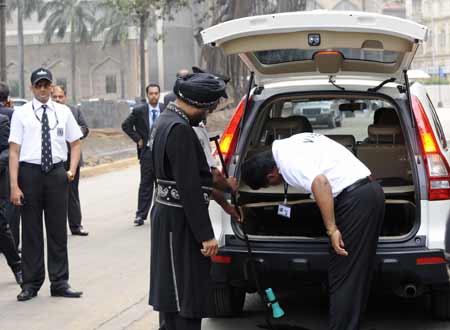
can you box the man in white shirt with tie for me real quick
[9,68,83,301]
[122,84,166,226]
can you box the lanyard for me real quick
[283,182,289,204]
[32,103,59,130]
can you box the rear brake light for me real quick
[412,96,450,200]
[211,255,232,264]
[416,257,446,265]
[216,97,248,167]
[314,51,343,57]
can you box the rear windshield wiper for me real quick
[367,77,396,93]
[328,76,346,91]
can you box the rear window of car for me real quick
[426,94,447,149]
[254,48,399,65]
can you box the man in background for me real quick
[122,84,165,226]
[0,82,20,249]
[52,85,90,236]
[0,111,22,285]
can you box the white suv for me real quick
[202,11,450,320]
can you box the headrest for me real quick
[326,135,356,148]
[373,107,399,125]
[368,125,404,144]
[265,116,313,133]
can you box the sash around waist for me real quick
[155,179,212,208]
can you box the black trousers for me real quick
[0,199,21,271]
[64,163,83,232]
[19,163,69,292]
[136,148,154,220]
[161,312,201,330]
[329,181,385,330]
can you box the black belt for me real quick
[336,177,371,201]
[20,162,64,171]
[155,179,212,208]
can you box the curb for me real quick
[80,157,138,178]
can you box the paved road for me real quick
[1,165,450,330]
[0,166,159,330]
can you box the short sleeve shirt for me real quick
[193,124,219,169]
[272,133,371,197]
[9,98,83,164]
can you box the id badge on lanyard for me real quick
[278,182,291,219]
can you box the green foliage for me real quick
[39,0,96,43]
[5,0,44,21]
[93,1,130,48]
[103,0,188,23]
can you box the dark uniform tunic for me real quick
[149,104,215,318]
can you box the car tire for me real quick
[431,290,450,320]
[327,117,336,129]
[208,285,246,317]
[336,119,342,127]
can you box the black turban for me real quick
[173,72,228,109]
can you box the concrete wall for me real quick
[5,39,140,101]
[79,101,130,129]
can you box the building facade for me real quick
[406,0,450,77]
[5,8,198,101]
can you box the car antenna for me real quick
[367,77,396,93]
[328,76,346,91]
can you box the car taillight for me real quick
[412,96,450,200]
[211,255,232,264]
[216,97,247,167]
[416,257,446,265]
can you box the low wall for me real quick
[79,101,131,129]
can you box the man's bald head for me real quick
[52,85,67,105]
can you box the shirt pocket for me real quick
[50,124,66,142]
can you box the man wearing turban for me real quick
[148,72,228,330]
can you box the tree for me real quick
[104,0,188,100]
[0,0,6,82]
[6,0,44,98]
[194,0,307,102]
[38,0,96,103]
[93,2,131,99]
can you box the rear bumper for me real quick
[212,244,450,291]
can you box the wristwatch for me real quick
[326,226,338,237]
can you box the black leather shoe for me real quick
[71,228,89,236]
[134,217,144,226]
[17,289,37,301]
[50,287,83,298]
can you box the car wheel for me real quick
[208,285,246,317]
[336,119,342,127]
[431,290,450,320]
[327,117,336,129]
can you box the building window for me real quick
[55,78,67,91]
[439,29,446,51]
[333,0,358,11]
[105,75,117,94]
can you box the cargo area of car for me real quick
[237,95,418,239]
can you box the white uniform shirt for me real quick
[193,124,219,169]
[9,98,83,165]
[272,133,371,197]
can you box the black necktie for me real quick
[151,109,158,126]
[41,105,53,172]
